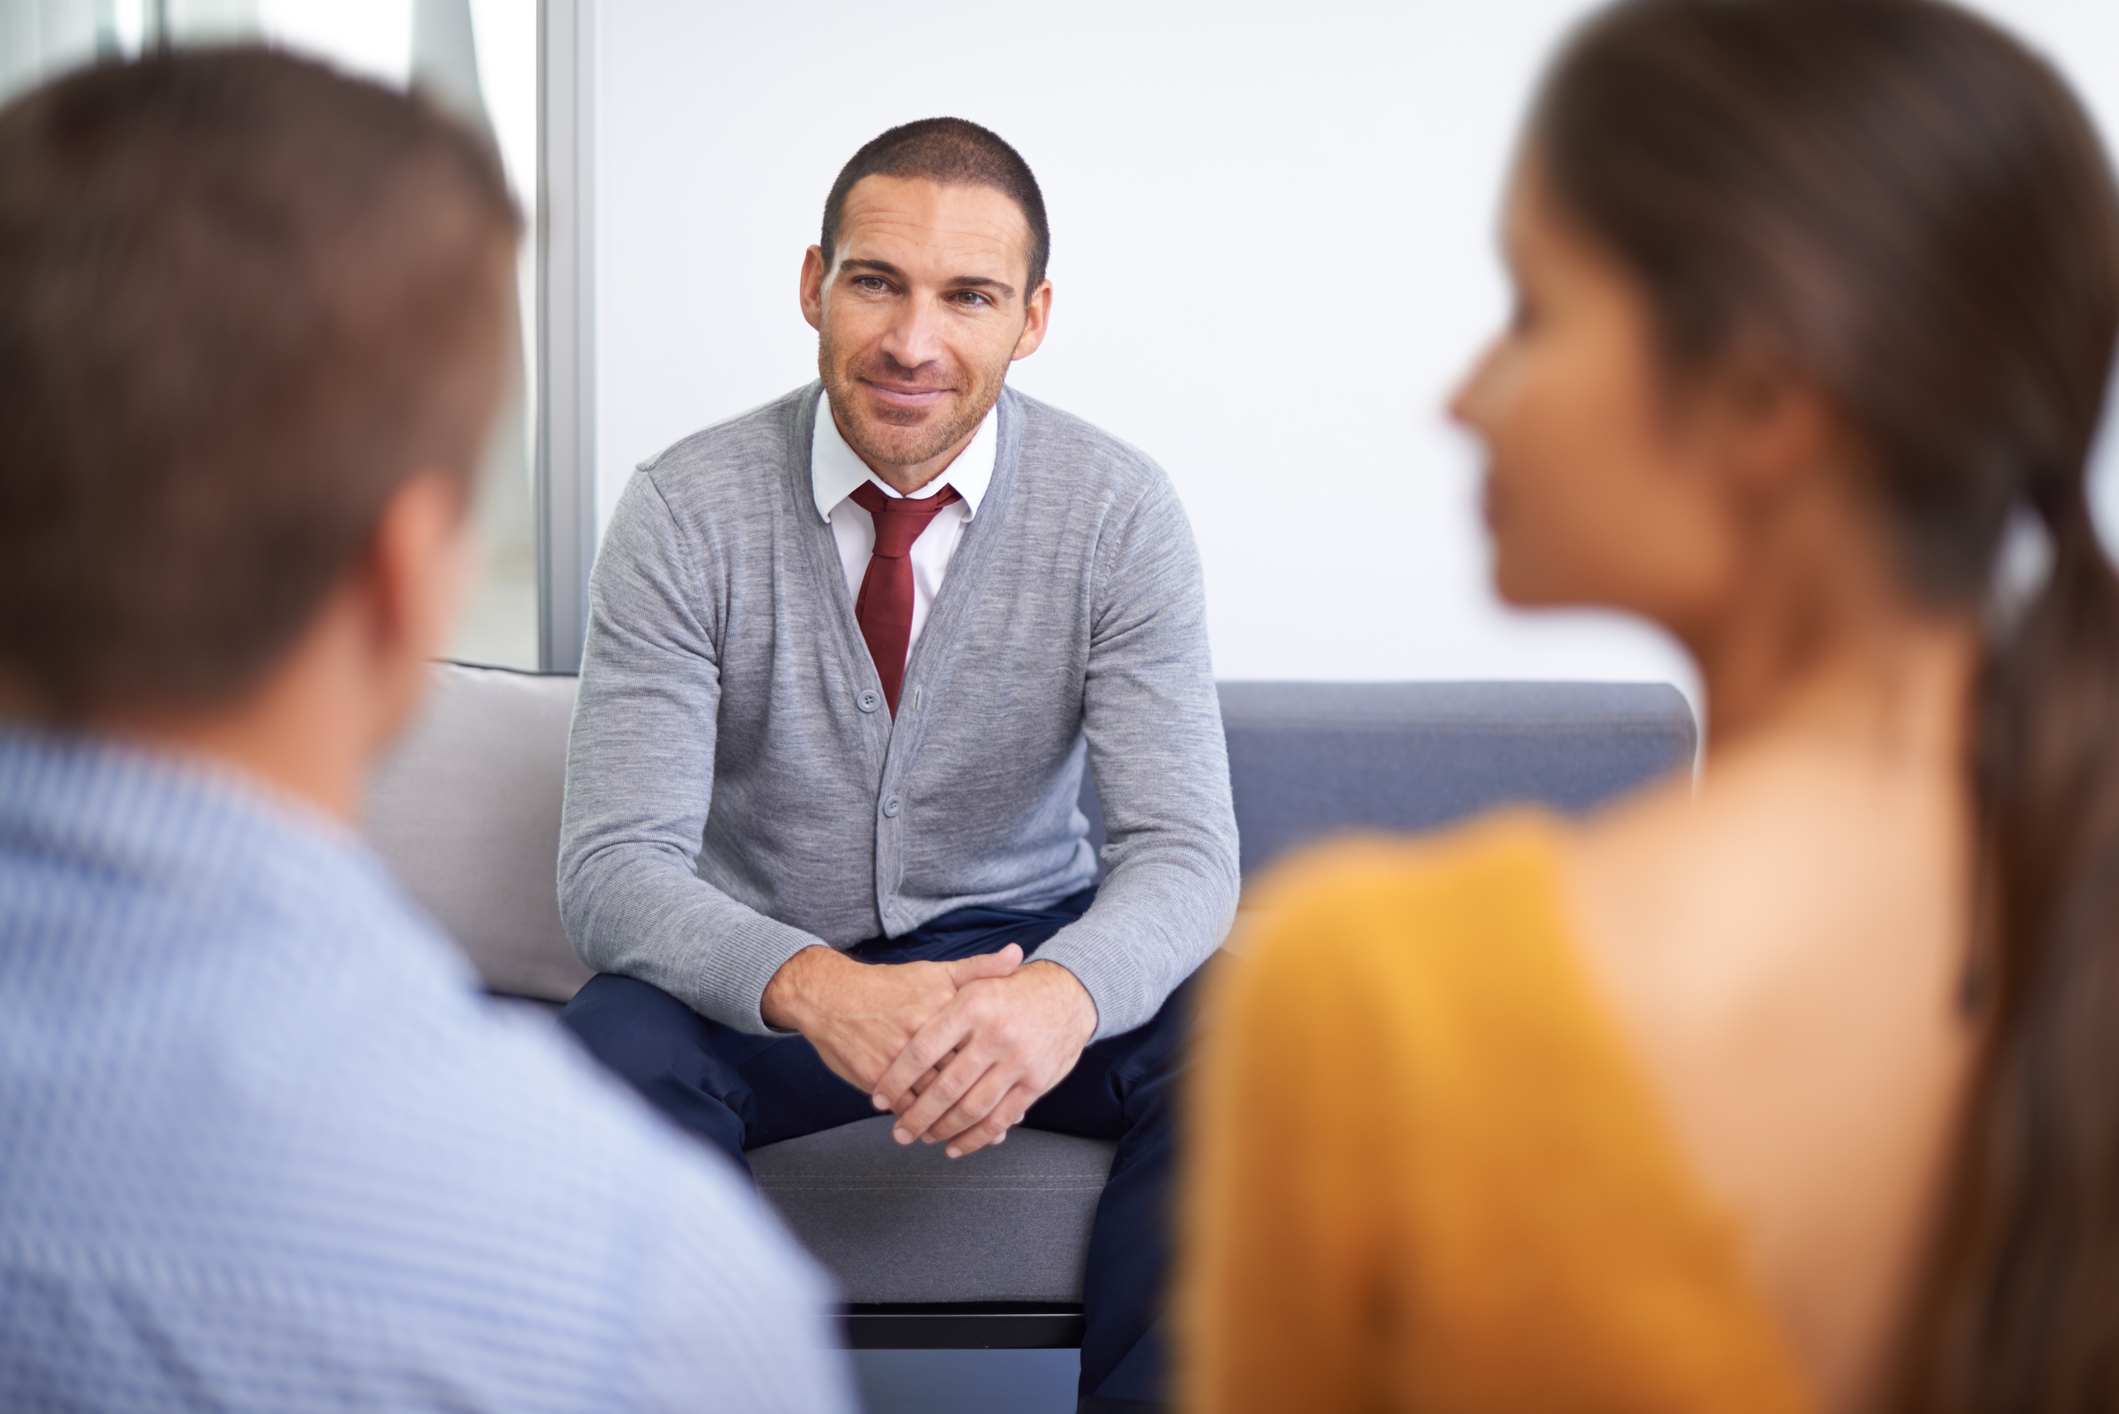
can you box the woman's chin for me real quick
[1491,559,1557,609]
[1492,568,1612,614]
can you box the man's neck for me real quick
[102,599,413,827]
[118,706,365,826]
[0,668,362,825]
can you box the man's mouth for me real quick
[860,378,953,411]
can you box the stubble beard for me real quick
[818,325,1010,474]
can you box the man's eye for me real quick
[953,291,991,308]
[853,276,888,293]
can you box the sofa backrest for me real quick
[1198,680,1691,878]
[365,665,1696,1003]
[365,665,587,1003]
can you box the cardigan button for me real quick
[882,795,902,818]
[856,689,881,714]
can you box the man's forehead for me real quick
[834,175,1030,285]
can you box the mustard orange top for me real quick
[1179,815,1813,1413]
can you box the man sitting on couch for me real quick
[556,118,1240,1413]
[0,51,850,1411]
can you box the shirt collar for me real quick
[810,389,996,522]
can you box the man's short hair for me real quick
[820,117,1050,292]
[0,49,518,722]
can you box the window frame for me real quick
[535,0,595,673]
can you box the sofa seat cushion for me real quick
[751,1116,1116,1304]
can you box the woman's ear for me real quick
[1704,358,1843,504]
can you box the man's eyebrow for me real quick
[838,258,1016,301]
[945,275,1018,300]
[839,258,908,282]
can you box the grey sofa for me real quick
[363,664,1695,1348]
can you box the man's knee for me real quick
[1112,955,1217,1093]
[558,972,709,1086]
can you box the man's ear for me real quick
[800,245,828,332]
[360,471,471,745]
[1012,279,1053,362]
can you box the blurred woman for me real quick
[1179,1,2119,1410]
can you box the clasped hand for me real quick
[759,942,1098,1159]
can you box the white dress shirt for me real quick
[811,390,997,657]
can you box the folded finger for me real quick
[945,1083,1038,1159]
[893,1048,992,1143]
[873,1012,972,1113]
[923,1065,1019,1150]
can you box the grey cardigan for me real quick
[558,384,1239,1040]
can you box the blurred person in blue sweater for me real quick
[0,48,852,1413]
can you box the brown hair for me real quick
[821,117,1050,291]
[0,48,519,722]
[1533,0,2119,1405]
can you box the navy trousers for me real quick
[558,888,1192,1413]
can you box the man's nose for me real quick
[878,296,944,372]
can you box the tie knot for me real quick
[850,480,962,558]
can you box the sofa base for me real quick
[842,1302,1086,1349]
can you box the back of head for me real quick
[1532,1,2119,1406]
[0,49,518,724]
[821,117,1050,289]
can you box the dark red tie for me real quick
[849,481,961,716]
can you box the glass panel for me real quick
[0,2,108,103]
[0,0,542,671]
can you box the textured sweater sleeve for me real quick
[557,471,823,1033]
[1032,476,1241,1039]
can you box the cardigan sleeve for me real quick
[1031,473,1242,1040]
[557,470,825,1034]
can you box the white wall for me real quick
[593,0,2119,703]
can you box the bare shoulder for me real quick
[1559,749,1976,1411]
